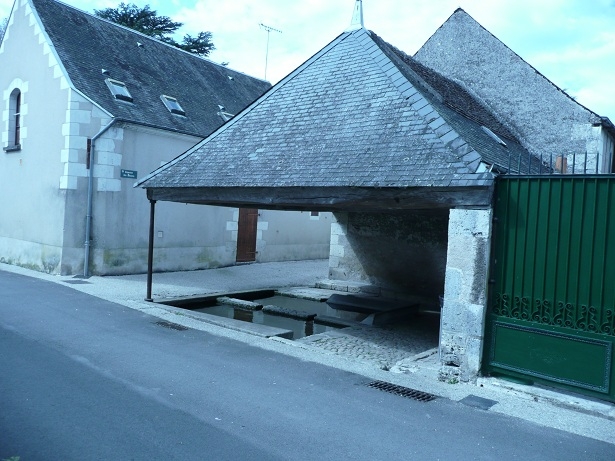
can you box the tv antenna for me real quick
[259,23,282,80]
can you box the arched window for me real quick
[5,88,21,150]
[10,89,21,146]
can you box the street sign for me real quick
[121,169,138,179]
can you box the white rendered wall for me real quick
[0,0,70,273]
[256,210,332,263]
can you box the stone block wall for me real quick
[329,210,449,305]
[439,208,492,382]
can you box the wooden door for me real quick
[236,208,258,262]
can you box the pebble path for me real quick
[298,314,440,370]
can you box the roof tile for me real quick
[33,0,269,137]
[138,28,507,193]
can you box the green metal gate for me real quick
[485,175,615,402]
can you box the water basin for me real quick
[193,302,337,340]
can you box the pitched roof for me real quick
[32,0,271,137]
[370,32,538,174]
[414,8,615,158]
[138,28,541,209]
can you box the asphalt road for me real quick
[1,270,613,460]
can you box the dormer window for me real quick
[481,125,507,147]
[105,78,133,102]
[161,95,185,116]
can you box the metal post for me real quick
[264,28,270,80]
[260,23,282,80]
[145,199,156,302]
[517,153,521,174]
[527,151,532,174]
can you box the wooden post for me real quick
[145,198,156,302]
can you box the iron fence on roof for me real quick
[498,150,614,176]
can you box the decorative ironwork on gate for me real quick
[492,294,615,336]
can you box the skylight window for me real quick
[161,95,186,116]
[218,111,234,122]
[481,126,507,147]
[216,105,234,122]
[105,78,133,102]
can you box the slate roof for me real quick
[140,29,489,189]
[137,27,545,209]
[370,32,541,174]
[33,0,271,137]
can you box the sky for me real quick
[1,0,614,117]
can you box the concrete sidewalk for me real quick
[2,260,614,446]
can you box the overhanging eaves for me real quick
[145,185,494,212]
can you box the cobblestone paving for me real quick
[298,314,440,370]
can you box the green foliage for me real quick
[94,3,215,57]
[94,3,180,39]
[176,31,215,56]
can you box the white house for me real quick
[0,0,332,276]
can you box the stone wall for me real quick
[439,208,492,382]
[329,207,493,382]
[329,210,449,305]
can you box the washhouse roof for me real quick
[137,27,539,211]
[32,0,271,137]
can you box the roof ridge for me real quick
[368,31,538,174]
[365,32,485,175]
[136,31,354,187]
[377,33,519,142]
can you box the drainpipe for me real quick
[84,118,117,277]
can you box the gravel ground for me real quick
[299,315,440,370]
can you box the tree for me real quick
[0,17,8,43]
[94,3,215,57]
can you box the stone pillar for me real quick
[439,208,492,383]
[328,212,356,280]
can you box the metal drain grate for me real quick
[154,320,189,331]
[366,380,436,402]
